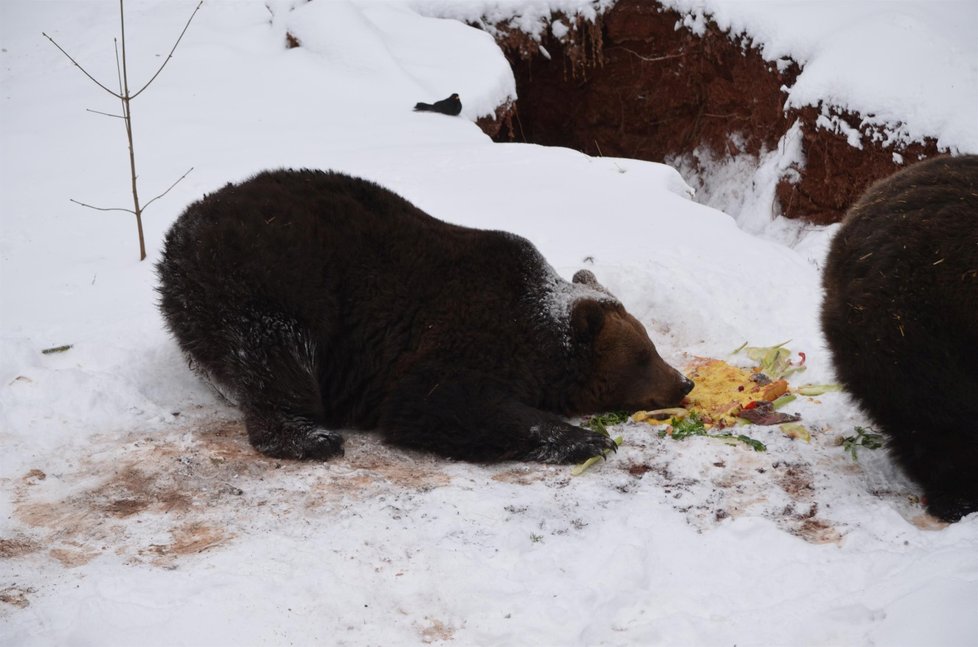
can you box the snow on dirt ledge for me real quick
[409,0,616,40]
[660,0,978,154]
[1,1,976,645]
[424,0,976,236]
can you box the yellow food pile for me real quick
[686,357,788,426]
[634,357,788,428]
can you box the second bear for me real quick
[821,155,978,521]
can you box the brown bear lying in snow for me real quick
[821,155,978,521]
[158,169,693,463]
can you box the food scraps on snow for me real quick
[571,412,628,475]
[572,342,842,473]
[839,426,886,461]
[658,410,768,452]
[633,342,840,445]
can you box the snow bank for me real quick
[278,0,515,121]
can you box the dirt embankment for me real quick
[478,0,943,225]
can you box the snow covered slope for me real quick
[1,1,976,645]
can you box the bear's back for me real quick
[824,155,978,332]
[158,170,572,379]
[169,169,454,266]
[160,170,474,320]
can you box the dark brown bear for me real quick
[158,169,692,464]
[821,155,978,521]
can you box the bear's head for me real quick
[567,271,693,413]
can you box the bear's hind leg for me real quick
[204,308,344,460]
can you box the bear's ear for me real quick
[571,299,607,343]
[573,269,613,296]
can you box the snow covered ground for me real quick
[1,1,976,645]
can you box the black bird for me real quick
[413,93,462,116]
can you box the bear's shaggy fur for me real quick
[821,155,978,521]
[158,169,693,464]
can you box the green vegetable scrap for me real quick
[658,412,766,452]
[571,435,624,476]
[572,411,630,476]
[584,410,630,436]
[780,422,811,443]
[841,426,885,460]
[715,434,767,452]
[795,384,842,396]
[771,394,797,409]
[667,411,708,439]
[734,340,807,380]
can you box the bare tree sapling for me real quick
[43,0,203,261]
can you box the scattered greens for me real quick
[841,426,885,460]
[658,412,766,452]
[571,435,623,476]
[733,340,807,380]
[772,393,797,409]
[780,422,811,443]
[795,384,842,396]
[572,411,630,476]
[668,412,708,439]
[584,411,631,436]
[715,434,768,452]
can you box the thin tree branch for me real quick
[42,31,123,99]
[70,198,136,214]
[118,0,146,260]
[119,2,131,101]
[113,38,132,125]
[130,0,203,100]
[113,38,133,125]
[86,108,126,119]
[114,37,124,97]
[141,167,194,211]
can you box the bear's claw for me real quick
[248,415,345,461]
[525,423,619,464]
[299,429,346,460]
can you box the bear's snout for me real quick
[623,363,694,412]
[655,367,693,407]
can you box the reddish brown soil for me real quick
[479,0,943,224]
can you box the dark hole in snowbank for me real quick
[478,0,943,226]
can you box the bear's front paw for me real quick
[924,492,977,523]
[248,414,345,461]
[525,423,618,464]
[296,429,346,460]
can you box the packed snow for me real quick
[1,1,976,645]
